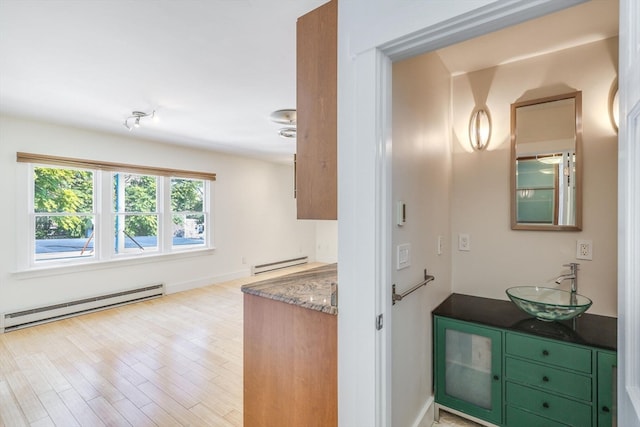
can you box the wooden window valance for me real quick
[17,152,216,181]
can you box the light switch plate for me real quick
[397,243,411,270]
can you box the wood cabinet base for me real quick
[243,294,337,427]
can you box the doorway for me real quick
[388,2,618,425]
[336,0,633,426]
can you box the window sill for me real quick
[11,247,216,280]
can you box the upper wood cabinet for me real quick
[296,0,337,220]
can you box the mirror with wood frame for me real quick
[510,91,582,231]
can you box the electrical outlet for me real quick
[576,240,593,260]
[458,233,471,251]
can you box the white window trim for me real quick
[11,247,217,279]
[17,161,214,273]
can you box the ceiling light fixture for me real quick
[270,109,296,125]
[278,127,297,139]
[270,109,297,139]
[536,153,563,165]
[518,189,535,199]
[124,110,156,131]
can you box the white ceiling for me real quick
[0,0,328,163]
[436,0,619,75]
[0,0,618,164]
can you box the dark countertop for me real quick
[241,263,337,315]
[433,293,617,351]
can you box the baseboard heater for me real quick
[251,256,308,275]
[1,284,164,333]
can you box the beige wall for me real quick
[387,34,618,427]
[392,51,453,427]
[451,37,618,316]
[0,115,319,315]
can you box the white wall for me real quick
[391,52,452,427]
[450,37,619,317]
[315,220,338,263]
[0,114,319,314]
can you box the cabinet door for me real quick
[597,351,617,427]
[296,0,337,220]
[435,317,503,425]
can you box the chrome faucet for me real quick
[555,262,579,304]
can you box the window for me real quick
[20,152,216,268]
[33,166,95,262]
[171,178,206,249]
[113,173,159,254]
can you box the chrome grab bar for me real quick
[392,268,435,305]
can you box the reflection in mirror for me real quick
[511,92,582,231]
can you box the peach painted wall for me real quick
[392,51,453,427]
[450,37,618,316]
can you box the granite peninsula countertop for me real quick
[241,263,338,315]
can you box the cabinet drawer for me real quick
[506,382,591,426]
[505,357,592,401]
[506,405,568,427]
[506,332,591,373]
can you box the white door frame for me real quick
[617,0,640,424]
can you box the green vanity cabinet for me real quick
[433,294,617,427]
[597,351,617,427]
[434,317,503,425]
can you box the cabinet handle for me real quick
[542,402,550,409]
[602,406,610,413]
[493,375,499,381]
[542,349,549,356]
[542,376,549,382]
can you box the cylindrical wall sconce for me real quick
[469,108,491,150]
[610,87,619,132]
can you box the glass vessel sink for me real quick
[506,286,592,321]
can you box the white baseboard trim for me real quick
[165,268,251,294]
[412,396,435,427]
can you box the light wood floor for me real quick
[1,262,483,427]
[433,410,483,427]
[0,264,324,427]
